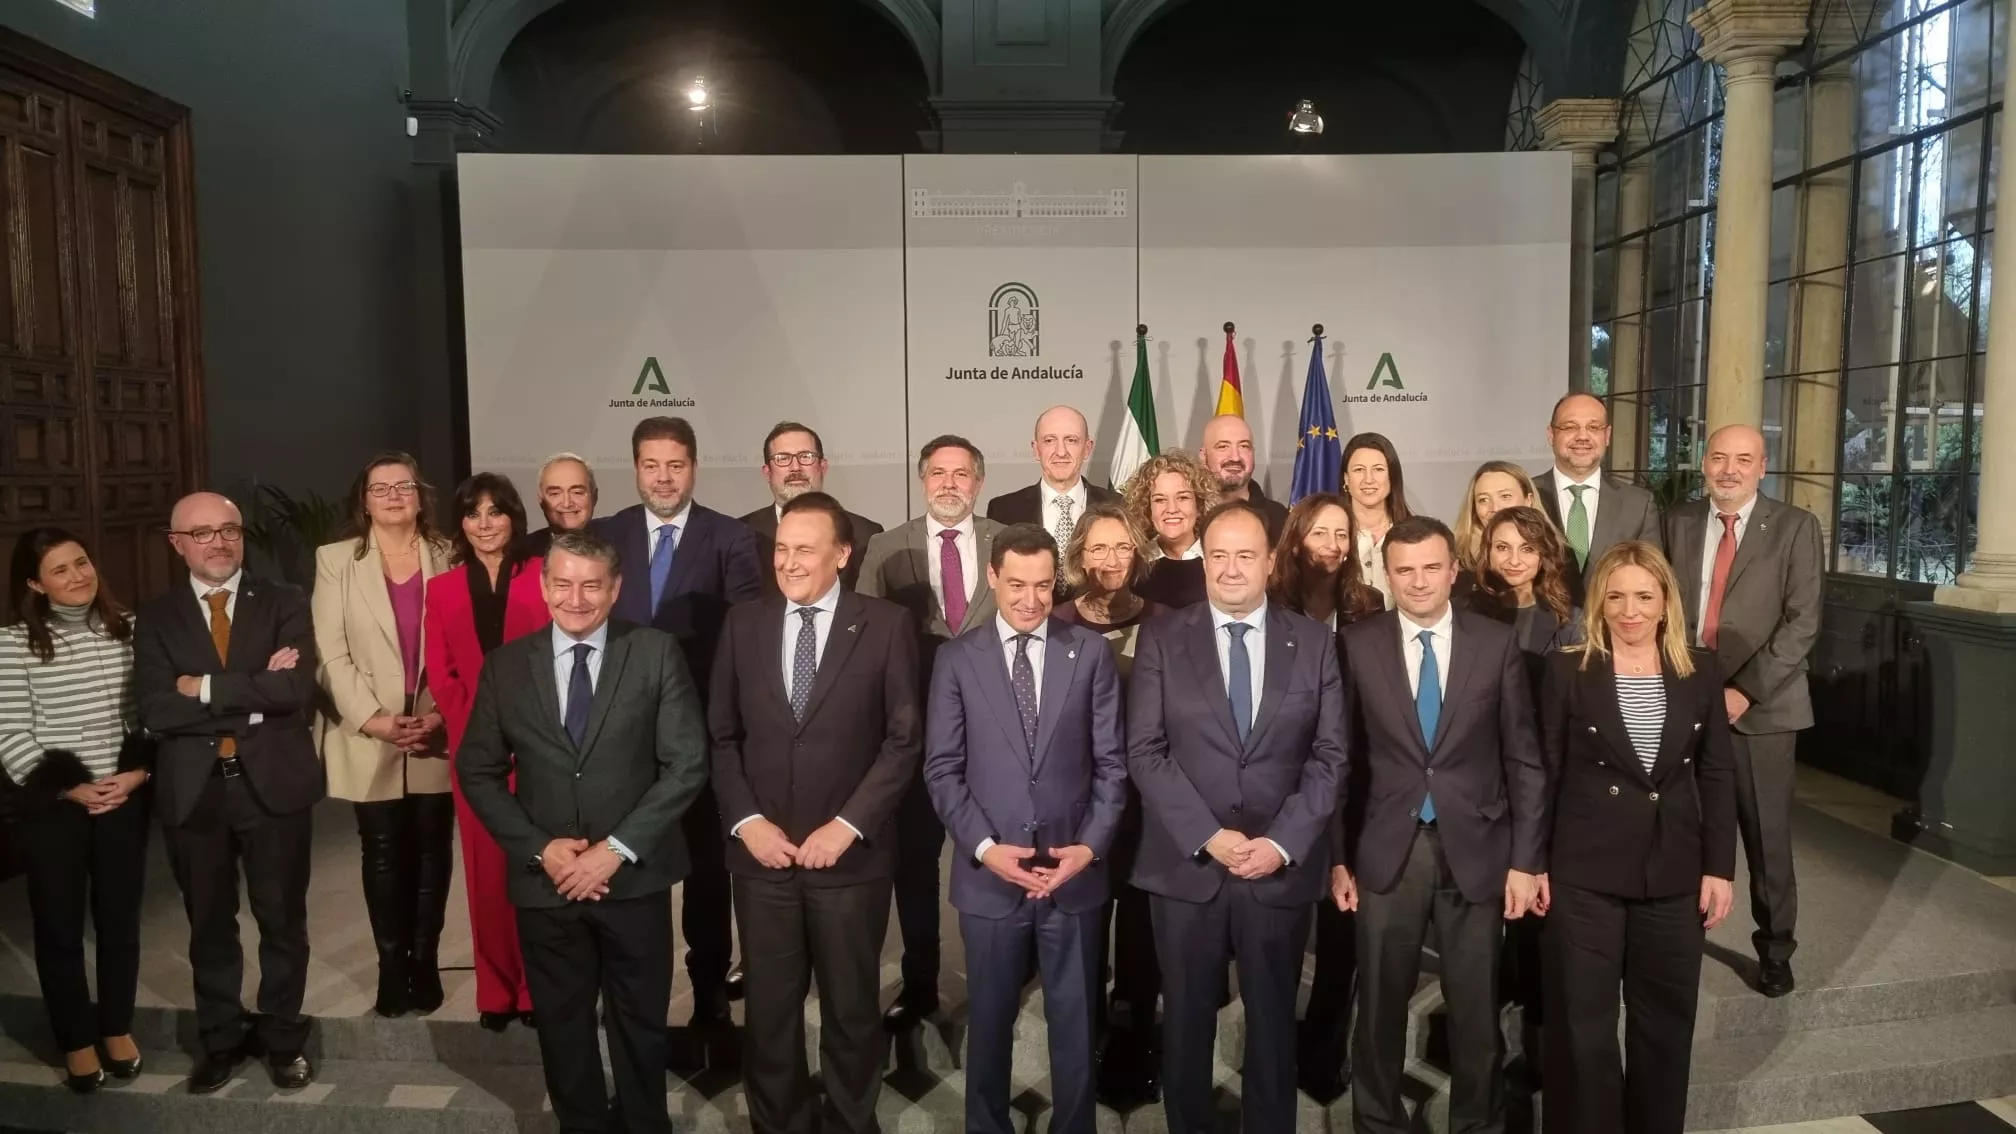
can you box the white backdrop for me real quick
[461,152,1570,531]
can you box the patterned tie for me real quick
[206,590,236,757]
[790,607,819,721]
[1011,633,1039,751]
[1416,629,1440,823]
[1225,623,1253,743]
[648,524,678,613]
[1053,495,1076,553]
[1566,484,1591,569]
[1702,512,1741,649]
[564,643,594,747]
[939,529,968,632]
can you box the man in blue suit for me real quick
[595,415,765,1033]
[1130,500,1348,1134]
[925,524,1127,1134]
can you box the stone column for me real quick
[1607,124,1653,473]
[1537,98,1622,395]
[1689,0,1810,432]
[1785,49,1858,546]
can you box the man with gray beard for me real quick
[738,421,884,594]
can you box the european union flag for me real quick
[1290,325,1341,503]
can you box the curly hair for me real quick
[1121,450,1222,557]
[1473,506,1575,624]
[1267,492,1382,623]
[1453,460,1541,570]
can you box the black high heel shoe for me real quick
[63,1050,105,1095]
[104,1051,144,1079]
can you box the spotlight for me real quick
[1288,99,1324,135]
[685,77,710,110]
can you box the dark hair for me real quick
[778,491,853,547]
[917,434,986,478]
[1197,499,1270,546]
[990,523,1058,571]
[1267,492,1382,623]
[449,472,532,570]
[1474,505,1575,623]
[9,527,132,663]
[762,421,825,463]
[631,416,698,462]
[341,450,445,559]
[1382,515,1456,562]
[1341,432,1413,522]
[544,528,622,575]
[1550,391,1609,427]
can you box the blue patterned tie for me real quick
[564,643,594,747]
[1226,623,1253,743]
[648,523,678,613]
[790,607,819,721]
[1011,634,1039,751]
[1416,629,1439,823]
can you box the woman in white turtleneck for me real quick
[0,527,148,1093]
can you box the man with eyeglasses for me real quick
[738,422,884,594]
[527,452,599,558]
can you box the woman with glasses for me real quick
[1341,433,1412,608]
[1124,451,1220,611]
[1,528,150,1092]
[313,452,454,1016]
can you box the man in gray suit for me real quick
[856,433,1004,1027]
[1534,392,1663,601]
[456,529,710,1134]
[1664,423,1823,997]
[925,523,1127,1134]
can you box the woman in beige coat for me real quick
[313,451,453,1016]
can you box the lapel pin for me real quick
[847,624,859,634]
[1067,650,1077,660]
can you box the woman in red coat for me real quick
[422,472,550,1030]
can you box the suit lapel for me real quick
[1371,616,1429,758]
[1182,607,1242,751]
[1671,502,1707,631]
[1430,613,1482,753]
[965,524,995,633]
[797,591,866,730]
[355,543,401,654]
[527,632,567,749]
[760,597,794,721]
[901,521,944,629]
[1031,618,1078,769]
[578,626,631,762]
[656,512,706,615]
[174,579,217,663]
[975,627,1033,763]
[615,512,652,624]
[1590,476,1625,551]
[1650,666,1696,783]
[1244,608,1295,752]
[230,577,269,668]
[1723,496,1776,595]
[1535,471,1564,528]
[1586,653,1654,787]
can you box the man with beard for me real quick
[856,434,1003,1029]
[1532,393,1662,603]
[527,452,598,557]
[595,416,764,1042]
[739,421,884,594]
[1199,415,1288,544]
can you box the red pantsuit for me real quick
[423,557,550,1015]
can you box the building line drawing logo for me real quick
[1366,352,1405,391]
[988,284,1040,358]
[911,181,1129,220]
[634,356,671,395]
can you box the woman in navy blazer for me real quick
[1538,541,1737,1134]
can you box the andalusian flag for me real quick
[1215,321,1244,417]
[1110,325,1159,490]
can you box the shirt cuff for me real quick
[1265,838,1293,866]
[249,712,263,727]
[976,836,996,862]
[199,675,212,704]
[606,836,638,864]
[837,817,863,841]
[729,814,762,838]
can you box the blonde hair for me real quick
[1453,460,1541,570]
[1121,450,1222,557]
[1574,540,1695,677]
[1060,500,1154,592]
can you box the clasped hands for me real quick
[980,842,1096,900]
[541,837,621,901]
[738,817,861,872]
[1206,828,1287,880]
[62,769,147,816]
[362,709,443,753]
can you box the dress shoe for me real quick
[520,1010,537,1029]
[725,960,746,1002]
[1297,1063,1350,1106]
[882,993,938,1032]
[1758,959,1796,998]
[188,1047,247,1094]
[479,1012,515,1033]
[267,1051,314,1090]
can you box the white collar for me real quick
[190,569,244,600]
[1712,494,1760,524]
[1040,479,1086,507]
[996,612,1048,644]
[1178,539,1203,560]
[789,580,842,615]
[552,620,610,656]
[1398,602,1455,641]
[930,514,976,540]
[1555,466,1604,491]
[1209,598,1268,632]
[646,499,693,533]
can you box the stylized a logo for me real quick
[1366,352,1404,391]
[633,356,670,395]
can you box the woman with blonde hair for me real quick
[1454,460,1543,573]
[1123,450,1220,610]
[1538,541,1737,1134]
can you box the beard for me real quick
[775,478,813,503]
[927,494,972,524]
[1216,469,1249,492]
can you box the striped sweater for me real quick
[0,604,137,786]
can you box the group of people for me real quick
[0,392,1824,1134]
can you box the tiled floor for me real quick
[1707,1097,2016,1133]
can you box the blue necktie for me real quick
[1416,629,1440,823]
[1226,623,1253,743]
[565,643,594,747]
[648,523,678,612]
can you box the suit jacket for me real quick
[136,573,324,827]
[855,515,1004,681]
[1663,494,1824,734]
[596,503,765,702]
[1534,470,1664,601]
[422,557,551,754]
[1127,603,1347,907]
[983,480,1123,527]
[1540,648,1738,899]
[311,538,453,801]
[524,528,556,559]
[925,616,1127,917]
[455,620,709,909]
[708,591,922,886]
[737,503,885,594]
[1341,608,1547,904]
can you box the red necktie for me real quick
[1702,512,1739,650]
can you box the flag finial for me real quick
[1136,323,1147,336]
[1223,321,1236,335]
[1312,323,1324,336]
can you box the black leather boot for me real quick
[407,793,455,1013]
[355,801,412,1017]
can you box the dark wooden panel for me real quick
[1802,575,1937,800]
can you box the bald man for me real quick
[1199,415,1288,544]
[137,492,324,1091]
[985,406,1122,551]
[1533,393,1663,603]
[1663,425,1822,998]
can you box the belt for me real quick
[215,756,244,779]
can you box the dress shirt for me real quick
[1178,539,1203,561]
[646,498,692,559]
[926,514,978,622]
[193,570,260,727]
[730,582,861,842]
[1206,600,1290,864]
[1554,466,1604,543]
[1695,493,1760,647]
[1040,479,1090,536]
[975,615,1048,861]
[550,621,635,864]
[1399,602,1455,701]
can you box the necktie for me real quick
[1416,629,1440,822]
[1053,495,1076,553]
[206,590,236,757]
[939,529,967,632]
[648,524,678,613]
[1011,633,1039,751]
[1702,512,1741,650]
[564,643,594,747]
[1226,623,1253,743]
[790,607,819,721]
[1566,484,1591,569]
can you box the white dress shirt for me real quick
[732,582,861,841]
[1179,539,1203,561]
[1554,466,1604,543]
[193,570,260,726]
[926,514,978,624]
[646,499,692,561]
[975,615,1049,861]
[1399,603,1455,700]
[1695,493,1759,646]
[550,621,634,863]
[1206,600,1290,864]
[1040,479,1090,538]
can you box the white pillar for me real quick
[1537,98,1623,394]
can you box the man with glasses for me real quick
[1533,393,1662,603]
[527,452,599,558]
[739,422,884,594]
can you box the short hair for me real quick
[1197,499,1270,546]
[1060,500,1153,591]
[631,416,698,462]
[537,452,599,503]
[917,434,985,479]
[449,472,532,568]
[762,421,825,463]
[1382,515,1456,563]
[544,528,622,576]
[778,491,852,547]
[990,522,1059,572]
[1550,391,1609,427]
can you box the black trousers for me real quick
[1152,885,1310,1134]
[734,874,889,1134]
[1300,898,1356,1078]
[680,782,733,1004]
[891,775,943,997]
[1542,883,1703,1134]
[518,892,673,1134]
[1732,730,1799,963]
[962,901,1101,1134]
[1353,827,1503,1134]
[1104,882,1161,1028]
[15,791,150,1052]
[162,774,314,1055]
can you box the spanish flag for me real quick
[1215,321,1244,417]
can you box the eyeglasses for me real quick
[169,525,245,545]
[1084,544,1136,561]
[767,451,822,469]
[366,481,421,498]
